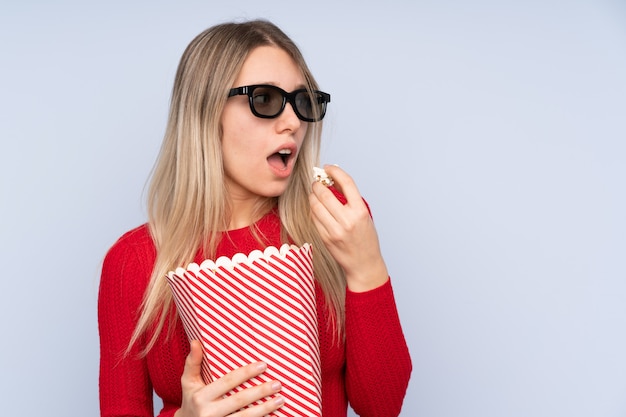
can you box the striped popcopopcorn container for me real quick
[166,243,321,417]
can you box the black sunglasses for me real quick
[228,84,331,122]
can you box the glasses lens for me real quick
[251,86,284,117]
[296,91,329,121]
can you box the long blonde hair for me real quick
[130,20,345,353]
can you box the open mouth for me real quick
[267,148,292,170]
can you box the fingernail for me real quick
[256,361,267,372]
[274,396,285,406]
[271,381,282,391]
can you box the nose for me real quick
[276,101,302,132]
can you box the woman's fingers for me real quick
[203,375,283,417]
[309,166,389,292]
[179,341,285,417]
[219,379,284,417]
[181,340,206,390]
[309,183,336,236]
[321,165,362,207]
[310,166,370,228]
[310,184,370,246]
[209,361,270,398]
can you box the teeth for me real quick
[278,149,292,155]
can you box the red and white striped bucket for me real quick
[167,243,321,416]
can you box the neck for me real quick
[227,196,275,230]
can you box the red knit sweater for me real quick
[98,211,411,417]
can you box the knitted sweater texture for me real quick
[98,211,412,417]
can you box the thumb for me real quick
[182,340,205,389]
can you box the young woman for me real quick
[98,20,411,417]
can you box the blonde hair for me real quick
[130,20,345,353]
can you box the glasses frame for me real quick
[228,84,331,122]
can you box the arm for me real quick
[309,165,412,416]
[344,280,412,416]
[99,229,286,417]
[98,230,155,417]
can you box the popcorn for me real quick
[313,166,334,186]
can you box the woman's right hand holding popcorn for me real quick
[309,165,389,292]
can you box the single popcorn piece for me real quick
[313,166,334,186]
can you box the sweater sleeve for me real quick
[98,229,155,417]
[344,279,412,417]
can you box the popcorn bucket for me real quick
[166,243,321,417]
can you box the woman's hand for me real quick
[175,340,285,417]
[309,165,389,292]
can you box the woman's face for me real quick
[221,45,308,203]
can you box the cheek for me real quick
[221,116,252,154]
[220,102,252,146]
[297,124,308,145]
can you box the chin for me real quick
[261,183,290,198]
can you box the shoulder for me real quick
[105,224,154,261]
[98,225,155,341]
[101,224,156,290]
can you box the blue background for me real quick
[1,1,625,416]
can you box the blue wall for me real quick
[1,1,625,415]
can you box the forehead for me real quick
[233,45,305,89]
